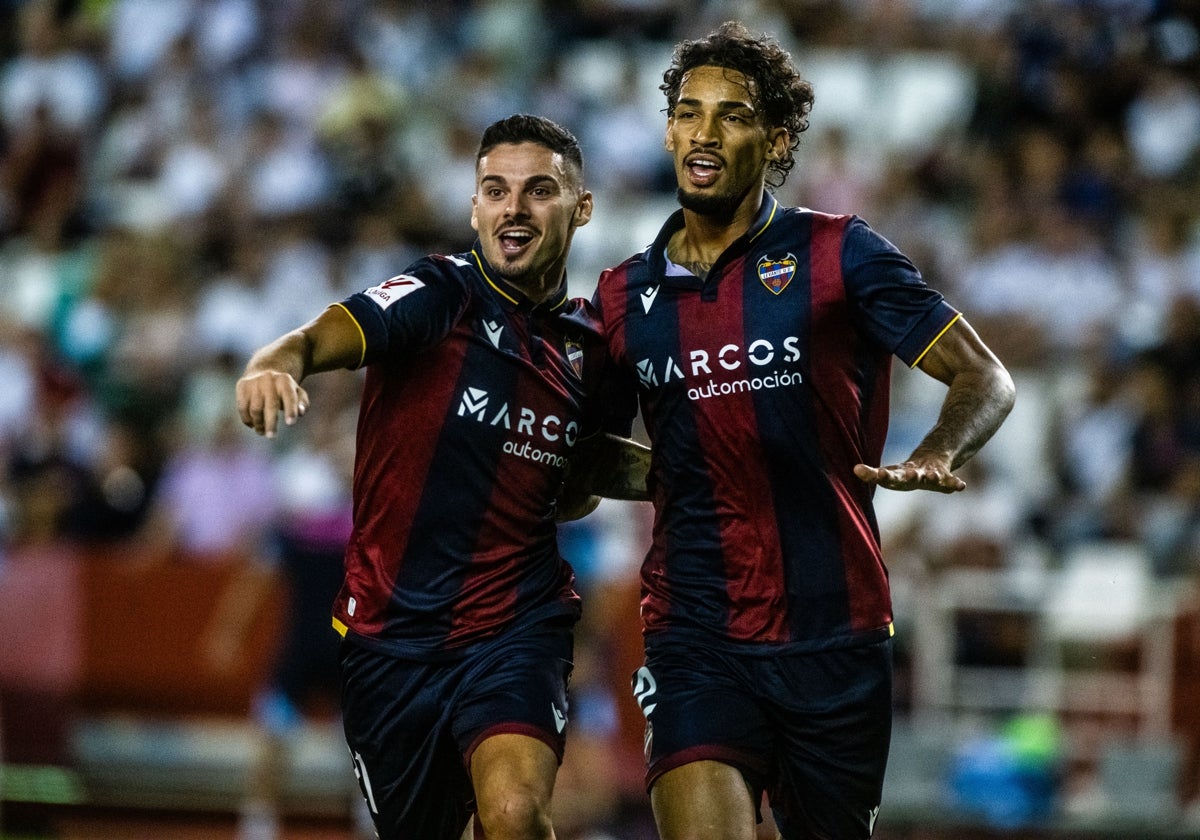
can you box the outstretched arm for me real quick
[854,317,1015,493]
[235,304,365,438]
[556,432,651,522]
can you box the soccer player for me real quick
[592,22,1016,840]
[236,114,648,840]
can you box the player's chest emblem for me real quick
[564,337,584,377]
[757,254,797,295]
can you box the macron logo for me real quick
[636,359,657,387]
[641,286,659,314]
[483,319,504,349]
[458,387,489,420]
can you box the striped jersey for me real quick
[332,244,603,660]
[593,195,960,653]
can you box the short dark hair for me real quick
[662,21,814,188]
[476,114,584,182]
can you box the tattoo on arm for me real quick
[590,435,651,500]
[913,369,1015,469]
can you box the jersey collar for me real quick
[649,192,781,287]
[470,243,569,314]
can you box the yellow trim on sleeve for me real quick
[910,312,961,369]
[331,302,368,369]
[888,622,895,637]
[332,616,348,637]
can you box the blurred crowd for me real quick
[3,0,1200,834]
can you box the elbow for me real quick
[996,364,1017,417]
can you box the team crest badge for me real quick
[565,338,584,377]
[757,254,796,295]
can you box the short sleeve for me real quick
[841,217,959,367]
[338,256,471,366]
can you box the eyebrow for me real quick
[479,174,561,188]
[676,97,757,112]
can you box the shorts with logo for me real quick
[633,635,893,840]
[340,619,574,840]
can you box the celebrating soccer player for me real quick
[236,114,648,840]
[592,22,1016,840]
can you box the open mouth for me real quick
[498,229,535,255]
[685,154,723,186]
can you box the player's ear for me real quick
[765,127,788,162]
[470,194,479,231]
[664,118,676,151]
[573,191,593,227]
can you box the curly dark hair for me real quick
[661,21,814,189]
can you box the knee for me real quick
[475,788,553,840]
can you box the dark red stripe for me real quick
[807,215,890,633]
[336,340,470,636]
[675,266,787,641]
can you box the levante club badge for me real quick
[757,254,796,295]
[565,338,584,377]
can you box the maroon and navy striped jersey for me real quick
[331,244,604,659]
[594,195,960,653]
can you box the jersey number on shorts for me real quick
[350,749,380,815]
[632,665,658,717]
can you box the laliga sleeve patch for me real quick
[364,275,425,310]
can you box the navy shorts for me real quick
[632,636,893,840]
[340,620,574,840]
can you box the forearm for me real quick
[244,305,363,381]
[556,433,651,521]
[585,433,651,501]
[237,305,364,437]
[244,329,312,382]
[911,366,1015,470]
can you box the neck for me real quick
[670,189,766,271]
[511,268,564,305]
[677,209,747,261]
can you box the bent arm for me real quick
[855,317,1015,493]
[236,304,365,437]
[556,433,651,522]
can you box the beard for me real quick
[676,185,742,221]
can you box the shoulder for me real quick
[376,253,475,299]
[775,211,906,265]
[558,297,604,339]
[756,204,857,248]
[596,246,654,309]
[410,252,479,289]
[348,252,475,328]
[599,246,650,284]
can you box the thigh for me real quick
[338,641,473,840]
[634,641,774,806]
[469,732,560,831]
[453,621,575,763]
[767,639,894,840]
[651,759,759,840]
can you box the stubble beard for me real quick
[676,185,741,222]
[496,252,564,303]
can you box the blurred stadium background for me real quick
[2,0,1200,838]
